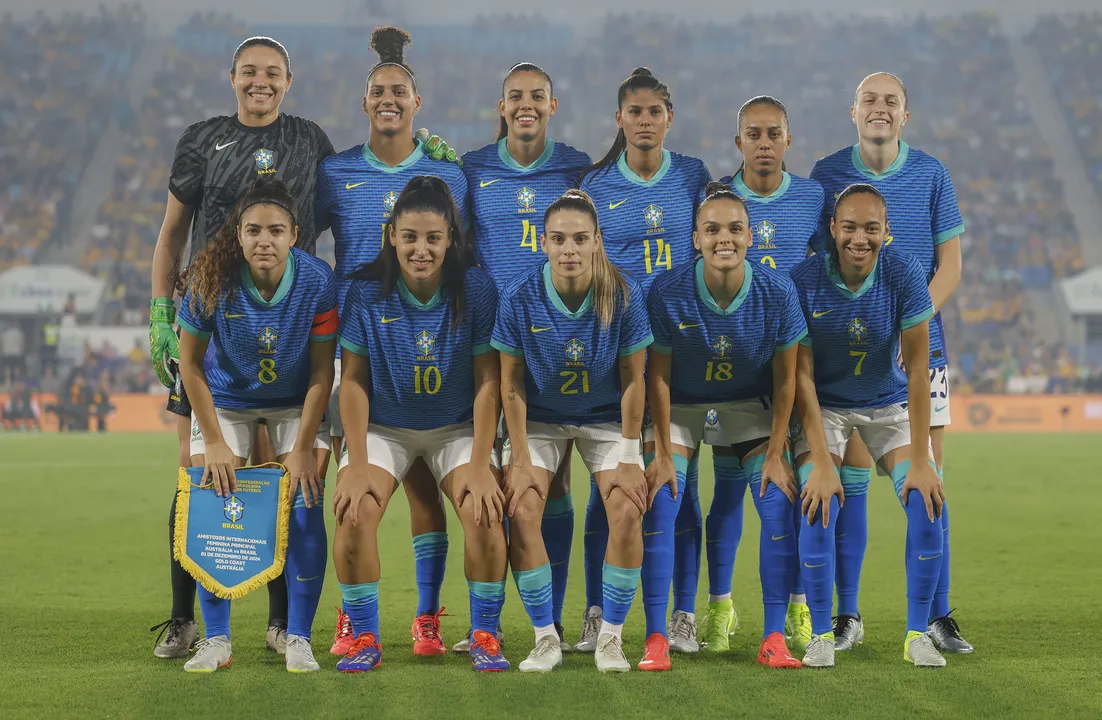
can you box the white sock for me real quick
[709,593,732,603]
[790,593,807,605]
[599,620,623,641]
[534,623,557,642]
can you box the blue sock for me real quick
[835,465,871,618]
[797,463,838,637]
[513,564,554,627]
[642,453,687,637]
[583,476,608,610]
[746,454,797,637]
[542,493,574,625]
[285,505,327,640]
[197,585,230,639]
[469,580,506,634]
[339,581,379,638]
[891,461,945,634]
[672,454,702,613]
[601,562,641,625]
[705,454,746,598]
[930,466,951,622]
[411,532,447,616]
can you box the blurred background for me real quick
[2,0,1102,432]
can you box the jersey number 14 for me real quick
[643,238,672,274]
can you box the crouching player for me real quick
[177,179,336,673]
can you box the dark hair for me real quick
[855,71,908,111]
[580,68,672,183]
[497,62,554,141]
[184,179,298,316]
[349,176,467,326]
[231,36,290,75]
[696,181,749,226]
[735,95,788,175]
[367,26,416,93]
[828,183,888,268]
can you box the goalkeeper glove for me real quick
[149,297,180,389]
[416,128,461,167]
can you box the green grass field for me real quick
[2,432,1100,719]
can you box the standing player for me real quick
[790,183,947,668]
[492,189,652,673]
[576,67,710,654]
[331,177,508,674]
[459,62,591,652]
[175,180,336,673]
[149,36,334,659]
[645,182,807,670]
[315,26,470,658]
[809,72,968,653]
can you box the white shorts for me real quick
[337,421,498,482]
[502,421,641,475]
[190,407,332,459]
[650,400,773,450]
[793,404,932,463]
[328,356,344,438]
[930,366,951,427]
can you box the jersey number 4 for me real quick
[521,220,539,252]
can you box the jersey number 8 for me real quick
[258,358,278,384]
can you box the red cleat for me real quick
[758,631,802,669]
[330,606,355,656]
[411,607,449,656]
[638,633,671,671]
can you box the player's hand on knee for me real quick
[333,466,371,526]
[760,453,797,504]
[607,464,647,515]
[504,463,545,517]
[285,448,322,509]
[203,440,237,497]
[644,453,678,509]
[800,463,844,528]
[900,462,944,522]
[455,465,505,528]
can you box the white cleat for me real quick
[833,615,865,651]
[905,632,947,668]
[574,606,602,653]
[285,634,320,673]
[184,635,232,673]
[267,625,287,655]
[668,611,700,653]
[802,634,836,668]
[519,635,563,673]
[595,633,630,673]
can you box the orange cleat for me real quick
[330,606,355,656]
[758,631,802,669]
[412,607,449,656]
[638,633,671,672]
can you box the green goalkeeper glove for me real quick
[149,297,180,389]
[416,128,461,167]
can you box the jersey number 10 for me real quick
[413,365,442,394]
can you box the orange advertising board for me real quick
[0,392,178,432]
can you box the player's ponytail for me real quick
[368,26,416,92]
[497,62,554,140]
[735,95,789,176]
[696,181,749,228]
[184,179,299,317]
[581,68,672,184]
[544,189,629,329]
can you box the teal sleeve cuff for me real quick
[933,224,965,245]
[775,329,807,351]
[798,336,813,347]
[619,335,654,357]
[311,332,337,343]
[490,338,523,357]
[649,343,673,355]
[178,317,211,340]
[472,342,494,356]
[902,305,936,330]
[338,337,370,356]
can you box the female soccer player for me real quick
[316,26,470,657]
[790,183,946,668]
[331,176,508,674]
[698,96,826,655]
[458,62,591,651]
[492,189,652,673]
[645,182,809,670]
[176,179,337,674]
[576,68,710,654]
[809,72,968,653]
[149,36,335,659]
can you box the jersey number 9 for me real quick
[643,238,672,274]
[559,370,590,395]
[258,358,278,384]
[414,364,442,395]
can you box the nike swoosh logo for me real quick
[674,528,696,536]
[643,531,662,537]
[609,199,628,210]
[803,562,826,569]
[678,322,703,330]
[771,534,790,541]
[550,561,566,567]
[346,181,368,190]
[480,179,501,188]
[934,405,948,413]
[381,316,403,324]
[812,310,834,318]
[530,325,551,333]
[296,575,321,582]
[215,140,238,151]
[224,312,247,319]
[918,554,942,561]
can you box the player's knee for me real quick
[606,489,643,531]
[510,489,546,529]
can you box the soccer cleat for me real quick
[267,625,287,655]
[151,618,199,659]
[412,607,449,656]
[519,635,563,673]
[555,622,572,653]
[470,630,510,672]
[451,626,503,654]
[757,632,802,669]
[595,633,630,673]
[285,634,320,673]
[668,610,699,653]
[700,600,739,653]
[574,606,603,653]
[184,635,232,673]
[802,633,836,668]
[929,611,974,654]
[337,632,383,673]
[330,607,355,656]
[905,630,946,668]
[785,602,812,655]
[833,614,865,651]
[638,633,671,672]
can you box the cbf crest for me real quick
[257,327,278,355]
[254,148,275,174]
[223,496,244,523]
[755,220,777,250]
[564,338,585,367]
[644,204,664,233]
[416,330,437,360]
[847,318,868,345]
[517,187,537,214]
[705,409,719,429]
[383,191,399,216]
[711,335,733,359]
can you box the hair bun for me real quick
[703,181,732,197]
[370,26,411,64]
[629,67,654,79]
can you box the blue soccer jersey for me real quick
[648,260,806,406]
[809,142,965,369]
[178,248,338,410]
[580,150,711,289]
[790,251,935,410]
[338,266,497,431]
[462,139,591,280]
[720,171,824,273]
[491,263,652,425]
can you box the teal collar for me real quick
[695,258,753,315]
[242,250,295,307]
[850,141,909,180]
[397,274,444,310]
[616,149,671,186]
[497,137,555,172]
[826,253,878,299]
[361,139,425,174]
[731,170,791,203]
[543,262,592,319]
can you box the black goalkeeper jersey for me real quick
[168,113,335,257]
